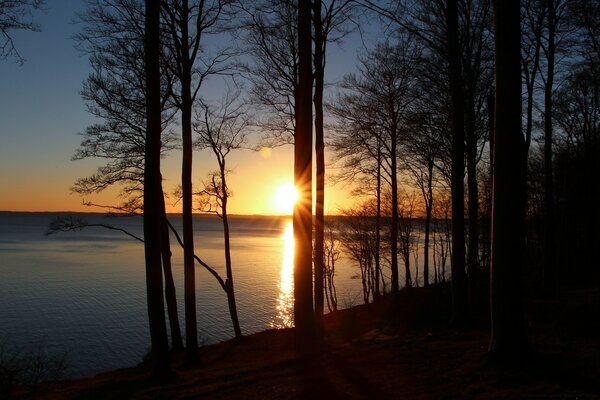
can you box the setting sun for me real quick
[272,183,299,215]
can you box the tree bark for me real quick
[489,0,529,361]
[390,118,400,292]
[294,0,314,355]
[313,0,325,320]
[447,0,468,325]
[143,0,171,379]
[180,0,199,364]
[465,78,480,309]
[543,0,556,294]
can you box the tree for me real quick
[312,0,354,322]
[73,0,183,352]
[323,223,339,312]
[446,0,469,324]
[0,0,44,63]
[489,0,529,361]
[194,88,249,339]
[540,0,568,293]
[162,0,229,364]
[143,0,172,378]
[339,201,380,304]
[329,38,421,293]
[294,0,314,352]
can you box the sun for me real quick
[273,183,299,215]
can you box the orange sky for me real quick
[0,145,355,215]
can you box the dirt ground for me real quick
[11,287,600,399]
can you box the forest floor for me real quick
[9,285,600,399]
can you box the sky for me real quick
[0,2,371,215]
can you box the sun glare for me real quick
[273,183,299,215]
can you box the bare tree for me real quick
[143,0,172,379]
[489,0,530,361]
[0,0,44,63]
[161,0,229,364]
[313,0,354,321]
[323,222,340,312]
[294,0,314,352]
[73,0,183,352]
[339,201,379,304]
[194,87,249,339]
[329,38,421,293]
[540,0,568,293]
[398,193,417,288]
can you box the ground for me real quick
[9,287,600,399]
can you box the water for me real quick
[0,212,365,378]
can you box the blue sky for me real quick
[0,2,377,213]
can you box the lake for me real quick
[0,212,367,378]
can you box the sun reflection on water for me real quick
[271,221,294,328]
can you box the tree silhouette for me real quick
[194,88,250,339]
[73,0,183,352]
[294,0,314,353]
[489,0,529,361]
[161,0,229,364]
[143,0,172,379]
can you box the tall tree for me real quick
[0,0,44,63]
[143,0,172,378]
[194,88,248,339]
[329,39,420,293]
[294,0,314,352]
[162,0,228,364]
[74,0,183,352]
[312,0,353,317]
[489,0,529,361]
[447,0,469,324]
[540,0,567,293]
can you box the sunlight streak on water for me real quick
[271,222,294,328]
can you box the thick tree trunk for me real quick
[294,0,314,355]
[143,0,171,378]
[313,0,325,320]
[159,184,184,352]
[489,0,529,361]
[543,0,556,294]
[221,172,243,339]
[180,0,198,364]
[447,0,468,325]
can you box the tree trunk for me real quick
[423,158,434,287]
[390,129,400,293]
[489,0,529,361]
[180,0,198,364]
[375,143,382,297]
[465,81,480,309]
[159,183,184,352]
[447,0,468,325]
[294,0,314,355]
[543,0,556,294]
[313,0,325,320]
[221,169,243,339]
[143,0,171,379]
